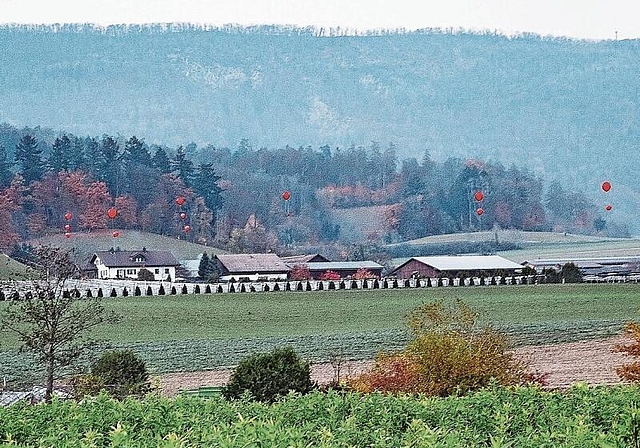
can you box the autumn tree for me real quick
[0,144,13,188]
[14,134,45,184]
[0,246,116,401]
[0,187,21,251]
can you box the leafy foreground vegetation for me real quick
[2,386,640,447]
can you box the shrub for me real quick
[223,346,315,403]
[90,350,150,399]
[350,299,535,396]
[615,322,640,382]
[137,268,155,281]
[319,270,341,281]
[352,268,377,280]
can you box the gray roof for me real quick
[91,250,180,268]
[280,254,330,265]
[216,254,290,273]
[306,261,384,271]
[402,255,522,271]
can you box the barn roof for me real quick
[305,261,383,271]
[395,255,522,272]
[91,250,180,268]
[280,254,330,265]
[216,254,290,273]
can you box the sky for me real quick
[2,0,640,40]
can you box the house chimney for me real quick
[142,247,146,252]
[109,247,115,254]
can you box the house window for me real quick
[155,269,160,274]
[164,268,170,274]
[127,269,136,275]
[134,256,144,262]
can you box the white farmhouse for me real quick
[89,248,180,281]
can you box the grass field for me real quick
[1,283,640,384]
[0,253,30,280]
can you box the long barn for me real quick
[390,255,523,279]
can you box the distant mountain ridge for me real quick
[1,24,638,230]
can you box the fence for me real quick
[0,276,543,300]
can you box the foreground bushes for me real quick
[1,386,640,447]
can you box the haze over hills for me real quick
[1,24,639,231]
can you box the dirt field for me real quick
[158,335,632,396]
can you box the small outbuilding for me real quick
[390,255,522,279]
[215,253,290,282]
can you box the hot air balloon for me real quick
[176,196,185,206]
[107,207,117,219]
[180,212,186,220]
[476,208,484,216]
[474,191,484,202]
[605,204,612,211]
[64,224,71,231]
[112,230,120,238]
[602,181,611,192]
[282,191,291,201]
[184,225,191,233]
[64,212,72,221]
[65,232,71,238]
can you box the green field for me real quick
[1,284,640,383]
[0,253,30,281]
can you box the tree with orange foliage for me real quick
[614,322,640,382]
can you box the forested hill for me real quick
[0,24,639,229]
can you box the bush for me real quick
[615,322,640,382]
[319,270,341,281]
[289,264,311,280]
[90,350,150,399]
[223,346,315,403]
[350,299,535,396]
[137,268,155,281]
[352,268,377,280]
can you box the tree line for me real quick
[0,124,622,254]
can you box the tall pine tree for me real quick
[172,146,195,187]
[151,145,171,174]
[194,162,224,232]
[14,134,45,184]
[49,135,72,172]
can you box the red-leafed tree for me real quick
[114,195,138,227]
[319,270,341,280]
[0,190,20,252]
[352,268,377,280]
[80,181,112,231]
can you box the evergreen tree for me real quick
[123,136,152,166]
[98,135,122,196]
[171,145,195,187]
[48,135,72,172]
[193,162,224,230]
[69,136,87,171]
[0,144,13,188]
[14,134,45,184]
[151,145,171,174]
[198,252,212,280]
[84,137,102,179]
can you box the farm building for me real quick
[88,248,180,281]
[526,256,640,277]
[390,255,522,279]
[304,261,384,279]
[280,254,329,265]
[215,253,290,282]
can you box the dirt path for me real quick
[157,336,631,396]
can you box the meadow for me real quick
[1,283,640,385]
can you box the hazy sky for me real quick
[3,0,640,40]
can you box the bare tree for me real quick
[0,246,116,402]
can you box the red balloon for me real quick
[180,212,186,220]
[474,191,484,202]
[184,225,191,233]
[112,230,120,238]
[65,232,71,238]
[602,181,611,192]
[107,207,117,219]
[64,212,72,221]
[476,207,484,216]
[64,224,71,231]
[282,191,291,201]
[176,196,186,206]
[605,204,612,211]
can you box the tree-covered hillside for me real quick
[0,24,638,231]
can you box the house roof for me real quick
[305,261,384,271]
[280,254,330,265]
[91,250,180,268]
[395,255,522,273]
[216,254,290,273]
